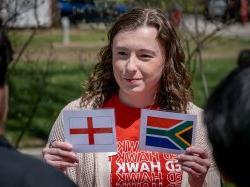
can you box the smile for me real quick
[124,78,142,82]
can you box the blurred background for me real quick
[1,0,250,154]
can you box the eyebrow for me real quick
[138,49,156,56]
[114,47,129,51]
[114,47,156,55]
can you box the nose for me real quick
[126,54,138,73]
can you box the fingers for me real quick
[44,147,78,161]
[45,154,78,163]
[42,141,78,171]
[50,141,73,151]
[178,154,211,169]
[181,160,208,174]
[185,146,209,159]
[177,146,211,180]
[181,166,203,178]
[46,160,78,171]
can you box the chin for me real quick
[125,87,146,95]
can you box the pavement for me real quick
[19,147,44,159]
[182,14,250,38]
[77,16,250,39]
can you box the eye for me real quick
[139,54,153,61]
[140,54,152,58]
[117,51,127,56]
[116,51,129,60]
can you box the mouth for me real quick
[124,78,142,82]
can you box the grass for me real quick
[6,61,93,146]
[4,28,248,147]
[192,58,237,106]
[203,36,250,58]
[8,28,107,48]
[6,57,237,147]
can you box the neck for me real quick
[118,90,156,108]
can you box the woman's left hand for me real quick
[177,146,211,187]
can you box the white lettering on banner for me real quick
[116,173,125,184]
[117,162,126,172]
[117,140,139,152]
[112,140,182,186]
[128,153,137,162]
[139,153,150,163]
[116,141,160,163]
[152,172,163,186]
[126,173,141,183]
[175,162,181,172]
[140,163,150,172]
[116,162,162,173]
[163,153,178,160]
[127,163,139,173]
[116,173,163,187]
[117,184,150,187]
[126,140,139,152]
[150,152,160,162]
[150,162,161,172]
[165,160,181,172]
[167,172,175,182]
[140,172,151,183]
[116,152,160,163]
[167,172,182,185]
[116,152,125,163]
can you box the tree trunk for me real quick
[50,0,60,27]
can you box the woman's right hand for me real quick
[42,141,79,171]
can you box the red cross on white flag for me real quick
[63,109,116,153]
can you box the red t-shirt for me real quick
[103,95,183,187]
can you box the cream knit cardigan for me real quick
[48,98,221,187]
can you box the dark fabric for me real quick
[0,137,77,187]
[0,30,13,86]
[0,135,13,149]
[0,59,8,86]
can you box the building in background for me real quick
[0,0,60,28]
[204,0,249,23]
[58,0,129,24]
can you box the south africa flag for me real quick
[140,109,196,154]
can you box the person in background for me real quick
[204,52,250,187]
[237,49,250,68]
[169,2,183,27]
[43,8,220,187]
[240,0,249,24]
[0,23,76,187]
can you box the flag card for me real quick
[63,109,117,153]
[139,109,196,154]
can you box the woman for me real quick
[43,8,220,187]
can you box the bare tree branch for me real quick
[7,0,40,75]
[15,42,54,148]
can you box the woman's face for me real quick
[112,26,166,98]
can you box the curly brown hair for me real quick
[81,8,192,113]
